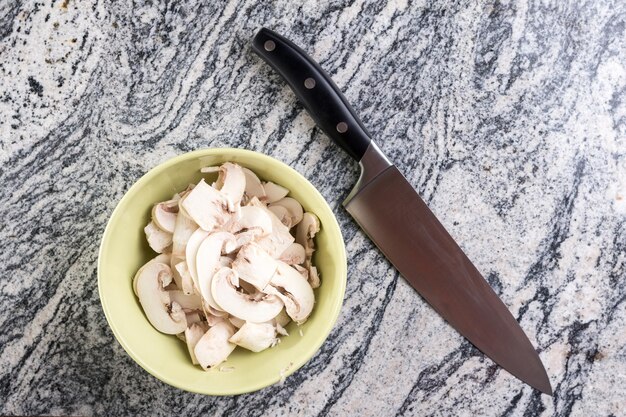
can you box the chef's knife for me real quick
[251,28,552,395]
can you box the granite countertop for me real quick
[1,0,625,416]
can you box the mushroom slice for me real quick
[230,206,273,237]
[194,321,236,370]
[196,232,237,310]
[242,167,266,200]
[202,162,246,210]
[307,263,320,289]
[229,316,245,328]
[219,256,233,268]
[172,210,198,257]
[247,198,295,258]
[173,260,195,295]
[206,304,229,318]
[296,212,321,258]
[186,312,203,326]
[292,264,309,280]
[279,243,306,265]
[229,322,277,353]
[135,262,187,334]
[269,197,303,227]
[206,313,225,327]
[185,228,210,290]
[169,255,184,290]
[233,230,256,248]
[152,200,179,233]
[133,254,171,296]
[268,205,291,228]
[144,221,173,253]
[231,243,279,291]
[238,279,259,296]
[211,267,284,323]
[264,181,289,203]
[185,322,209,365]
[266,262,315,324]
[169,290,202,310]
[181,179,231,232]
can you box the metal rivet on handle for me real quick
[336,122,348,133]
[304,78,316,89]
[264,40,276,51]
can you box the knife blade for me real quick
[251,27,552,395]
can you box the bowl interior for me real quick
[98,149,347,395]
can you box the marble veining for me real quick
[1,0,625,416]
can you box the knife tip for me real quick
[530,367,553,396]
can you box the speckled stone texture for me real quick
[1,0,625,416]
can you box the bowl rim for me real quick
[97,148,347,395]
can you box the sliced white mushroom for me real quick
[231,243,279,291]
[206,304,230,318]
[186,312,203,326]
[185,228,210,290]
[247,198,295,257]
[135,163,321,365]
[229,322,277,352]
[292,264,309,280]
[242,167,266,200]
[144,221,173,253]
[238,279,259,296]
[279,243,306,265]
[194,321,236,370]
[264,181,289,203]
[185,322,209,365]
[219,256,233,268]
[133,254,171,296]
[211,267,284,322]
[169,254,184,290]
[295,213,321,288]
[169,290,202,310]
[173,260,195,295]
[268,205,291,228]
[229,206,273,237]
[229,316,245,328]
[206,313,225,327]
[203,162,246,210]
[181,179,231,232]
[296,212,320,258]
[172,210,198,257]
[233,230,256,249]
[269,197,303,227]
[266,262,315,324]
[135,262,187,334]
[196,232,237,310]
[152,200,179,233]
[307,263,320,289]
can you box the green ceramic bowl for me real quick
[98,148,347,395]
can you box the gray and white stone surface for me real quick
[1,0,625,416]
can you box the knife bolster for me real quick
[343,141,392,205]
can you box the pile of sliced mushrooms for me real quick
[133,162,321,370]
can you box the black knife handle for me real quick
[252,28,371,161]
